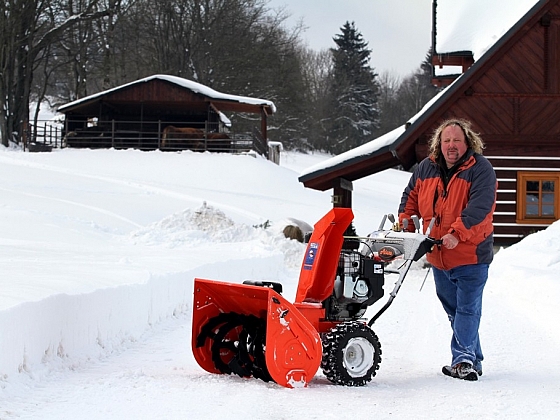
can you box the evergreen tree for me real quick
[325,22,379,154]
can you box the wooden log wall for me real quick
[488,155,560,245]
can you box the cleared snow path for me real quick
[2,269,559,420]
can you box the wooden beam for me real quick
[432,54,474,71]
[332,178,353,208]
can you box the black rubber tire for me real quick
[321,321,382,386]
[197,312,272,381]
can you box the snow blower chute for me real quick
[192,207,440,388]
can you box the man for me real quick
[398,118,497,381]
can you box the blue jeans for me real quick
[432,264,488,369]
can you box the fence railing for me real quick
[24,119,64,151]
[25,119,269,158]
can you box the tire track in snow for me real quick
[0,186,143,228]
[0,153,265,225]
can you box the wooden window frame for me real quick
[516,171,560,224]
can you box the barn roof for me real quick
[299,0,548,191]
[58,74,276,115]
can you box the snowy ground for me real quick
[0,147,559,419]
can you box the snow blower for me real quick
[192,207,440,388]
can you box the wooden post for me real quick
[158,120,161,149]
[332,177,353,208]
[261,109,268,159]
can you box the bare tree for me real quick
[393,50,438,125]
[376,70,403,136]
[139,0,308,149]
[0,0,110,147]
[298,47,333,151]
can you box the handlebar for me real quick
[427,237,443,246]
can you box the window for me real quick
[517,172,560,223]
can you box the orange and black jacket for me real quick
[398,149,497,270]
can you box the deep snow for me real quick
[0,147,559,419]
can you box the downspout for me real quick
[432,0,438,80]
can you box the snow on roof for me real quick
[435,0,539,61]
[218,111,232,127]
[299,125,406,177]
[58,74,276,113]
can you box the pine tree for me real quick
[325,22,380,154]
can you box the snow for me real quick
[1,147,559,419]
[435,0,540,65]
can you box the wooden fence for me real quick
[24,119,269,158]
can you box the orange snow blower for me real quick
[192,207,439,388]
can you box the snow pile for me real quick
[0,148,325,383]
[129,201,307,268]
[130,202,244,246]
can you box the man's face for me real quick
[440,125,468,168]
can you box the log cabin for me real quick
[299,0,560,246]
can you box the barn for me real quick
[56,75,276,157]
[299,0,560,246]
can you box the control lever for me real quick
[425,216,436,236]
[378,214,387,231]
[402,218,408,231]
[411,215,420,232]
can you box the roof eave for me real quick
[298,144,400,191]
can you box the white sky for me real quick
[1,147,560,418]
[267,0,433,77]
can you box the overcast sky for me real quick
[267,0,433,77]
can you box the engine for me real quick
[324,247,385,321]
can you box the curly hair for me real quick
[429,118,485,160]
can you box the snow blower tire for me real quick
[321,321,381,386]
